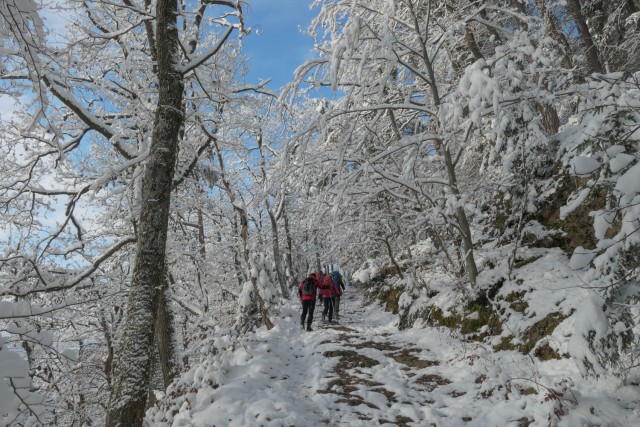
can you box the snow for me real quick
[569,156,600,176]
[147,277,639,426]
[614,162,640,205]
[0,340,32,424]
[569,294,609,377]
[352,259,380,283]
[608,152,635,174]
[569,246,598,270]
[560,187,591,220]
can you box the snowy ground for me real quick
[156,285,640,427]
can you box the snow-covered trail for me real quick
[185,288,478,426]
[178,286,637,427]
[185,288,394,426]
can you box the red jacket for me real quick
[315,272,324,299]
[320,275,340,298]
[299,276,319,301]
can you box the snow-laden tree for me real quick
[283,0,640,380]
[287,0,544,285]
[0,0,270,424]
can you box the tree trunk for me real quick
[155,272,176,388]
[464,28,484,61]
[315,236,322,273]
[105,0,184,424]
[232,216,245,288]
[100,310,114,386]
[212,138,274,330]
[536,102,560,136]
[566,0,604,73]
[266,199,288,298]
[282,199,295,285]
[236,203,274,329]
[197,208,206,256]
[196,208,209,313]
[257,132,287,298]
[534,0,574,70]
[443,147,478,285]
[407,1,478,286]
[383,236,404,280]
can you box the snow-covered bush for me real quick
[559,73,640,377]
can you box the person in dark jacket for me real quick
[332,271,345,320]
[298,273,319,331]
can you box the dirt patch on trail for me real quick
[415,374,451,392]
[388,348,439,369]
[323,350,379,369]
[379,415,416,426]
[323,324,358,333]
[319,349,398,411]
[348,340,400,351]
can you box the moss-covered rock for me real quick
[379,286,404,314]
[535,175,607,254]
[493,336,517,351]
[505,290,529,313]
[533,341,561,361]
[428,304,503,341]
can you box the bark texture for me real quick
[566,0,604,73]
[282,199,295,285]
[155,274,177,387]
[105,0,184,424]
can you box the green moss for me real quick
[505,291,525,303]
[494,211,510,234]
[493,336,517,351]
[505,291,529,313]
[512,255,543,269]
[378,287,404,314]
[428,304,503,341]
[518,312,565,355]
[535,175,609,254]
[521,231,566,249]
[510,302,529,313]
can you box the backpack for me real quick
[332,272,343,296]
[302,277,315,296]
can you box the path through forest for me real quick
[179,286,567,427]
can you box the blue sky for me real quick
[242,0,319,91]
[0,1,319,120]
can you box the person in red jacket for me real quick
[320,274,340,323]
[315,271,324,303]
[298,273,319,331]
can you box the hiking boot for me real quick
[306,326,313,331]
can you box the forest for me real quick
[1,0,640,425]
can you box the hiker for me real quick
[298,273,319,331]
[320,274,341,323]
[332,271,345,320]
[315,271,324,303]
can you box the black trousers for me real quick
[322,297,334,321]
[301,299,316,326]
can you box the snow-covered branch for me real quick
[177,26,235,75]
